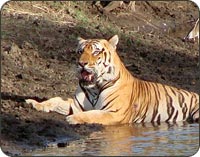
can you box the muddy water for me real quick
[23,122,199,156]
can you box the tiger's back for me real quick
[130,79,199,123]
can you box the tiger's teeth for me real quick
[88,75,91,81]
[85,74,93,81]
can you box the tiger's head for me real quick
[76,35,120,88]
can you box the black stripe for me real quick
[193,93,198,107]
[103,92,116,102]
[173,110,178,122]
[79,82,93,106]
[189,95,194,114]
[178,92,185,108]
[190,94,198,115]
[191,108,199,117]
[69,107,73,115]
[182,103,188,120]
[157,114,161,125]
[87,88,98,98]
[108,51,111,62]
[132,81,142,121]
[100,95,119,110]
[151,83,159,122]
[143,81,149,99]
[141,107,148,123]
[104,52,107,62]
[129,82,135,106]
[154,83,161,99]
[166,94,174,122]
[163,85,175,122]
[124,81,136,123]
[141,82,151,123]
[99,73,120,94]
[134,117,140,123]
[181,90,189,96]
[107,66,112,74]
[97,60,102,65]
[74,95,85,111]
[87,89,99,107]
[103,62,108,68]
[169,87,177,96]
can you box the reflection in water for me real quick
[25,122,199,156]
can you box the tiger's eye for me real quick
[93,51,100,56]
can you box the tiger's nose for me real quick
[78,61,88,67]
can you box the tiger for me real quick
[26,35,199,125]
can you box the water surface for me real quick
[24,122,199,156]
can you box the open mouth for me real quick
[80,69,95,82]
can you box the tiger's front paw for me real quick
[25,99,51,112]
[66,115,84,124]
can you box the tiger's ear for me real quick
[108,35,119,49]
[77,37,86,45]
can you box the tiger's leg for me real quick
[25,97,74,115]
[187,94,199,122]
[66,110,119,125]
[190,102,199,122]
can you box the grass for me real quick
[2,1,74,25]
[2,1,141,48]
[74,9,89,24]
